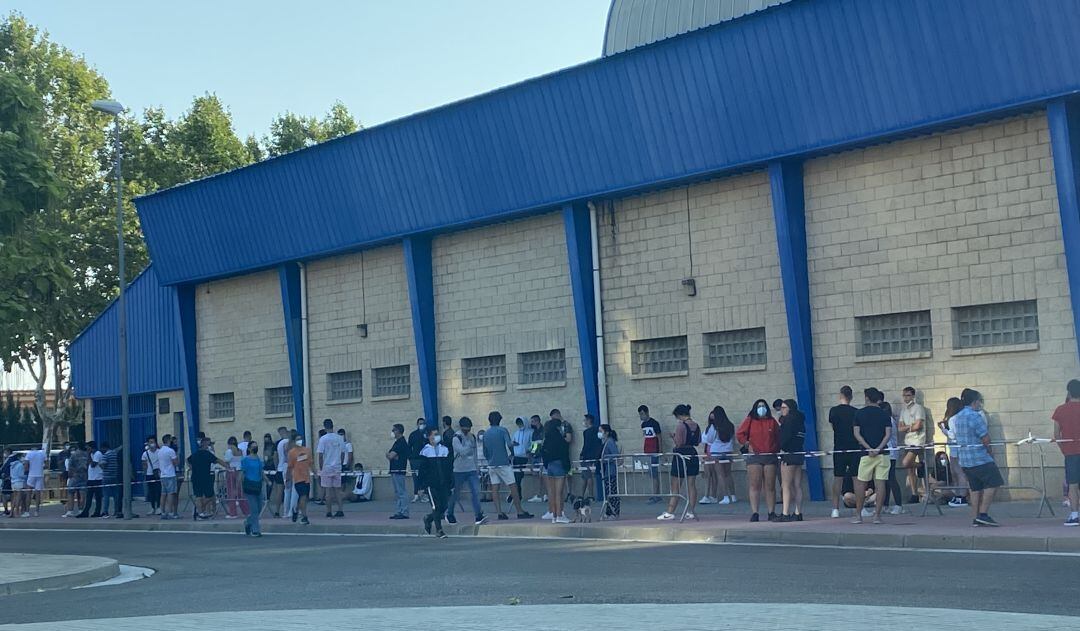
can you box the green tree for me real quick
[263,100,359,157]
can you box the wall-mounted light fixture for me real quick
[681,278,697,297]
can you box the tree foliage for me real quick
[264,100,360,157]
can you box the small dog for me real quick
[569,495,592,523]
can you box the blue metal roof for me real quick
[69,266,183,399]
[137,0,1080,286]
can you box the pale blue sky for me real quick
[5,0,612,139]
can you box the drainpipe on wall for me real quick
[300,262,313,441]
[587,202,609,426]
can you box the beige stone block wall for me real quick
[433,212,585,426]
[599,171,796,444]
[805,111,1080,483]
[307,245,422,469]
[153,389,185,445]
[196,270,292,448]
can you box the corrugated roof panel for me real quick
[136,0,1080,286]
[603,0,792,56]
[69,266,183,399]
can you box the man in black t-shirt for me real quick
[829,385,860,517]
[541,409,572,524]
[387,424,411,519]
[188,437,225,519]
[852,388,892,524]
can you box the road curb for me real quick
[0,554,119,596]
[0,519,1074,554]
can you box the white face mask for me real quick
[597,431,604,440]
[433,435,442,444]
[391,431,397,439]
[756,406,768,417]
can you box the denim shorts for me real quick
[545,460,568,478]
[161,476,178,495]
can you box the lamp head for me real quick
[91,99,125,115]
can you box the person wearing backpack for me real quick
[658,404,700,521]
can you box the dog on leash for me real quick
[568,495,592,523]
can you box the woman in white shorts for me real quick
[702,406,737,505]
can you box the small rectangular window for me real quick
[703,328,767,368]
[953,300,1039,349]
[519,349,567,384]
[462,355,507,390]
[264,387,293,416]
[157,397,171,415]
[631,336,689,375]
[209,392,234,419]
[856,311,933,357]
[328,370,363,401]
[373,365,411,398]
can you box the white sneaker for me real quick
[685,512,697,520]
[527,495,544,503]
[554,516,570,524]
[728,496,737,503]
[831,509,841,519]
[225,514,238,519]
[541,511,554,520]
[861,507,874,518]
[718,496,732,505]
[20,512,30,518]
[698,496,715,505]
[888,505,904,515]
[657,512,675,520]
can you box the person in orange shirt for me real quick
[286,433,313,525]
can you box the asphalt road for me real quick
[0,530,1076,623]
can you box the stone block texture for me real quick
[598,171,796,443]
[306,245,421,469]
[804,112,1080,482]
[196,270,291,447]
[432,212,585,424]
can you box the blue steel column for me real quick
[1047,99,1080,363]
[278,263,306,437]
[404,237,439,429]
[563,203,601,423]
[173,284,200,452]
[769,160,824,501]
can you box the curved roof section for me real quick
[603,0,792,56]
[136,0,1080,286]
[69,266,183,399]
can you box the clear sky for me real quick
[1,0,611,390]
[4,0,612,139]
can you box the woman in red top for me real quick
[736,399,781,523]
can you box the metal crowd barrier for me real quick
[587,452,693,522]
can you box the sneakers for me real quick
[300,516,310,525]
[1064,515,1079,527]
[446,514,458,524]
[436,530,448,538]
[325,512,333,518]
[872,516,884,525]
[497,513,509,521]
[728,496,738,503]
[423,514,433,534]
[412,494,420,503]
[389,513,409,520]
[657,512,675,521]
[851,516,863,524]
[292,511,298,523]
[948,497,968,508]
[830,508,841,519]
[474,514,488,525]
[908,495,920,504]
[553,516,570,524]
[767,512,779,522]
[334,511,345,518]
[974,513,999,527]
[718,496,732,505]
[526,495,544,503]
[684,512,697,521]
[749,513,759,522]
[541,512,554,520]
[698,496,716,505]
[888,505,904,515]
[861,507,874,518]
[225,514,238,520]
[517,512,534,519]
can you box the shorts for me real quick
[26,476,44,491]
[488,465,515,486]
[963,462,1004,492]
[192,478,214,499]
[672,450,699,478]
[10,480,25,491]
[320,472,342,488]
[269,471,284,484]
[857,454,890,482]
[781,453,805,467]
[294,481,311,497]
[544,461,568,478]
[832,452,861,478]
[636,454,661,478]
[709,451,733,463]
[1065,454,1080,485]
[745,454,778,467]
[161,476,178,495]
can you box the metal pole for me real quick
[116,116,132,520]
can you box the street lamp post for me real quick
[91,99,131,520]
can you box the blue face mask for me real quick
[756,406,768,417]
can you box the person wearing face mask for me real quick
[578,413,603,500]
[286,433,313,525]
[408,418,429,504]
[482,411,533,520]
[142,436,162,516]
[420,428,451,538]
[599,424,621,518]
[448,417,486,525]
[512,417,531,502]
[526,415,546,503]
[951,389,1003,526]
[778,399,806,522]
[387,424,411,519]
[737,399,781,523]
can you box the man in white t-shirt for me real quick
[156,435,179,520]
[272,426,291,518]
[237,430,253,458]
[338,428,354,470]
[317,418,345,518]
[77,442,104,518]
[897,386,929,503]
[24,446,47,517]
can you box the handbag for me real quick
[242,477,262,496]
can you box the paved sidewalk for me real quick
[3,496,1076,553]
[0,553,118,596]
[0,604,1076,630]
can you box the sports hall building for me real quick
[70,0,1080,498]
